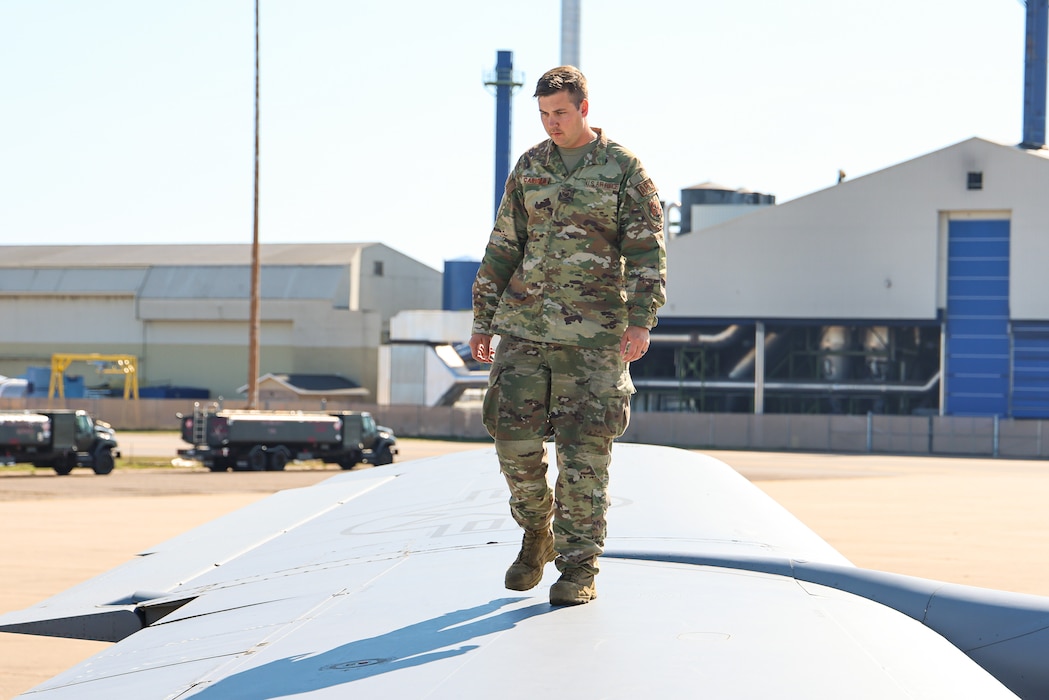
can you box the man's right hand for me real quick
[469,333,496,363]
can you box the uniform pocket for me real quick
[481,364,505,438]
[584,367,634,439]
[482,360,552,440]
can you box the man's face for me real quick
[538,90,590,149]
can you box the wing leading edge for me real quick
[0,444,1045,699]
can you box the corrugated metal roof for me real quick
[0,243,376,268]
[139,265,345,299]
[0,267,147,293]
[270,373,362,390]
[236,373,369,396]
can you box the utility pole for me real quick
[247,0,261,408]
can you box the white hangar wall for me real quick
[355,245,445,323]
[0,296,138,344]
[134,308,384,398]
[664,138,1049,322]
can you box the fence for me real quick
[2,398,1047,459]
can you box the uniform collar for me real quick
[539,127,608,168]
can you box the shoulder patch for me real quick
[625,169,659,201]
[637,178,657,198]
[648,198,664,224]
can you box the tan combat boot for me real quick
[549,566,597,606]
[504,528,555,591]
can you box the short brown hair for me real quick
[533,66,588,107]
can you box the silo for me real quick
[442,258,481,311]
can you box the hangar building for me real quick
[634,138,1049,418]
[0,243,441,401]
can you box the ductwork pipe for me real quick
[633,371,941,395]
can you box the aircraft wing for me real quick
[2,444,1047,699]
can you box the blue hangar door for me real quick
[943,219,1010,417]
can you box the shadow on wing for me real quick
[186,597,550,698]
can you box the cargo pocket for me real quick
[583,367,634,439]
[483,362,551,440]
[481,364,505,439]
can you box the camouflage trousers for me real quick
[482,336,634,574]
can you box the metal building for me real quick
[0,243,442,401]
[636,138,1049,418]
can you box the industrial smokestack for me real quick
[1021,0,1048,149]
[484,51,523,217]
[561,0,581,67]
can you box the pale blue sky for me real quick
[0,1,1032,270]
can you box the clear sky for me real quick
[0,0,1033,271]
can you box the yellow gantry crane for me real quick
[48,354,140,400]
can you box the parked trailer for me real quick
[176,406,397,472]
[0,409,119,475]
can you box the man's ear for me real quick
[580,98,589,117]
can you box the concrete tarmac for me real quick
[2,435,1047,698]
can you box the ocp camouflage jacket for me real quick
[472,128,667,348]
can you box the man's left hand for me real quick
[620,326,650,363]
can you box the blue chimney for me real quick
[485,51,524,217]
[1021,0,1048,149]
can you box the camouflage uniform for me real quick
[473,128,666,576]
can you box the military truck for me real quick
[0,409,119,475]
[176,405,397,472]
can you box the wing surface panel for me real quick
[23,555,1016,699]
[0,475,396,641]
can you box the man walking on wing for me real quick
[470,66,667,606]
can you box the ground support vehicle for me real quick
[0,410,119,475]
[176,405,397,472]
